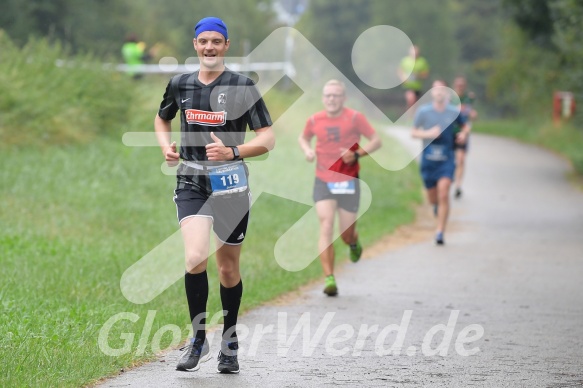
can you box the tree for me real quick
[502,0,555,49]
[371,0,459,82]
[489,0,583,119]
[296,0,373,85]
[0,0,279,60]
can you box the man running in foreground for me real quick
[154,16,274,374]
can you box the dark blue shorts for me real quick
[420,161,455,189]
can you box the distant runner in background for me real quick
[299,79,381,296]
[452,76,478,198]
[122,33,152,80]
[412,79,469,246]
[398,45,430,114]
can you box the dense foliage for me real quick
[490,0,583,122]
[1,0,582,121]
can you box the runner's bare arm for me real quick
[239,126,275,158]
[357,132,382,157]
[298,133,315,162]
[154,113,180,166]
[412,125,440,139]
[455,123,471,145]
[342,132,382,164]
[205,127,275,161]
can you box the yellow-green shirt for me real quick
[400,56,429,91]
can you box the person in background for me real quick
[412,79,469,245]
[122,33,152,79]
[452,76,478,198]
[298,79,381,296]
[398,45,430,114]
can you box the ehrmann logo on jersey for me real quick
[185,109,227,126]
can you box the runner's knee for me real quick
[319,217,334,235]
[217,261,239,283]
[185,251,208,273]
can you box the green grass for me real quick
[0,32,137,146]
[0,74,422,386]
[473,119,583,176]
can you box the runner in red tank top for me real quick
[298,79,382,296]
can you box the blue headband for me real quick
[194,17,228,40]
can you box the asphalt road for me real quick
[99,131,583,387]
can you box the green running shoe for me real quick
[323,275,338,296]
[349,240,362,263]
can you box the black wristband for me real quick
[353,151,360,161]
[230,146,240,160]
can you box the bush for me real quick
[0,30,136,146]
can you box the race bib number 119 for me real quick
[209,162,248,196]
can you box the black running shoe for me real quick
[176,338,210,371]
[435,232,445,246]
[217,341,239,374]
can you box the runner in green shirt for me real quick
[398,45,430,112]
[121,33,150,79]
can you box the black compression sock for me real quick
[185,271,209,341]
[220,280,243,341]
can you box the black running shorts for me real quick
[173,187,251,245]
[312,177,360,213]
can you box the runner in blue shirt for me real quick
[412,80,470,245]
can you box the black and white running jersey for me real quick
[158,69,272,162]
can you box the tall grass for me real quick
[0,31,136,146]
